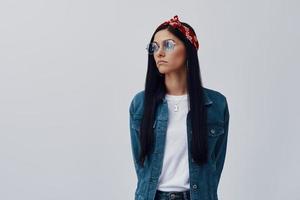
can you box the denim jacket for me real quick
[129,87,230,200]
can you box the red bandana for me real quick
[157,15,200,50]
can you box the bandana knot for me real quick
[157,15,200,50]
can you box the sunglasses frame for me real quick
[146,39,177,55]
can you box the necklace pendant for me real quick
[174,104,179,112]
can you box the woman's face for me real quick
[153,29,186,75]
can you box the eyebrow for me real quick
[153,38,174,43]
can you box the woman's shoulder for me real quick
[203,87,229,123]
[203,86,228,107]
[129,90,145,115]
[129,87,229,115]
[130,87,227,102]
[203,87,227,100]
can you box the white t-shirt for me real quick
[157,93,190,192]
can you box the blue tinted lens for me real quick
[146,40,175,54]
[163,40,175,51]
[146,43,158,54]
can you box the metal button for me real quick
[191,158,194,163]
[192,184,197,189]
[170,193,176,199]
[210,129,215,134]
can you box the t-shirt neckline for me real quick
[165,93,188,100]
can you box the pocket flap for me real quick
[131,117,142,132]
[208,124,225,137]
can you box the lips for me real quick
[157,61,168,65]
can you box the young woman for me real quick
[129,15,230,200]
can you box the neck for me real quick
[164,66,187,95]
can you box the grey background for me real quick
[0,0,299,199]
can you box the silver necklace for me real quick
[169,94,187,112]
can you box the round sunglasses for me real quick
[146,39,176,55]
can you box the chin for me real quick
[158,66,176,75]
[158,68,167,74]
[160,68,176,74]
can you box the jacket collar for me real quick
[162,89,213,106]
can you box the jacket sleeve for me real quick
[214,97,230,188]
[129,97,141,178]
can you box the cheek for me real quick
[169,49,186,67]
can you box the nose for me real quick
[156,46,165,57]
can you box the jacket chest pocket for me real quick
[131,114,143,133]
[208,123,225,137]
[131,114,159,133]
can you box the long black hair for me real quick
[139,22,208,167]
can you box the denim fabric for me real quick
[129,87,230,200]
